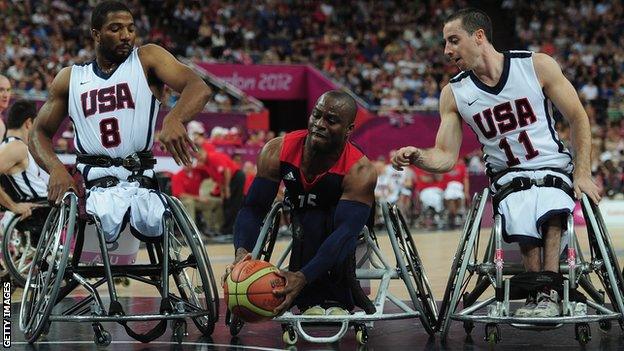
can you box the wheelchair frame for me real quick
[19,192,220,345]
[226,202,437,346]
[437,189,624,345]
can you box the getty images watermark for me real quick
[2,281,10,348]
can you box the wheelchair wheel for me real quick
[437,189,489,338]
[2,215,35,287]
[382,203,434,336]
[388,204,438,328]
[252,202,282,262]
[582,196,624,314]
[167,195,219,336]
[20,194,78,343]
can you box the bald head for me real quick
[318,90,358,124]
[0,74,11,113]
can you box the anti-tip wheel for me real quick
[355,328,368,345]
[282,325,297,345]
[94,330,111,347]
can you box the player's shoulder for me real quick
[531,52,562,84]
[347,156,376,184]
[259,136,284,162]
[137,44,170,65]
[531,52,560,69]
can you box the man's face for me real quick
[93,11,136,64]
[0,77,12,112]
[443,19,482,71]
[307,95,354,153]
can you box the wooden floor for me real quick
[8,224,624,350]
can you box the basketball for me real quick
[225,259,286,322]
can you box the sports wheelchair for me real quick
[225,202,438,346]
[437,188,624,345]
[19,191,220,345]
[1,203,50,287]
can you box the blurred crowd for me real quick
[0,0,622,200]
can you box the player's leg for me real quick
[533,216,564,317]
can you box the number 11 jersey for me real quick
[449,51,573,178]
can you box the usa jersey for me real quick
[279,130,364,213]
[0,136,48,201]
[68,48,160,181]
[449,51,573,177]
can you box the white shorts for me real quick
[86,181,166,242]
[492,170,575,246]
[419,187,444,213]
[444,181,464,200]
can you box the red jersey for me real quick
[412,166,445,192]
[279,130,364,210]
[171,168,207,197]
[201,150,240,184]
[442,161,467,185]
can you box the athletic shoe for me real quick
[325,306,349,316]
[533,289,561,317]
[302,305,325,315]
[514,295,537,317]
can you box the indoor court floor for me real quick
[7,224,624,350]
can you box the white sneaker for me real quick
[533,290,561,317]
[514,296,537,317]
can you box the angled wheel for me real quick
[251,202,283,262]
[2,215,35,287]
[437,189,489,338]
[582,195,624,315]
[166,195,219,336]
[388,204,438,328]
[20,194,78,343]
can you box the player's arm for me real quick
[139,44,211,166]
[232,137,282,260]
[0,142,28,213]
[299,157,377,282]
[29,67,79,205]
[273,157,377,315]
[533,53,600,204]
[392,84,463,173]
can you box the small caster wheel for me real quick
[484,323,500,344]
[93,326,111,347]
[355,324,368,345]
[229,315,244,336]
[463,321,474,335]
[575,323,591,345]
[599,320,611,333]
[172,320,187,343]
[282,325,297,345]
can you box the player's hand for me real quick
[573,172,601,204]
[272,271,307,316]
[158,117,197,166]
[392,146,420,171]
[48,166,81,206]
[11,202,44,220]
[221,251,251,287]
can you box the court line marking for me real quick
[13,340,286,350]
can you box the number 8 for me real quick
[99,117,121,148]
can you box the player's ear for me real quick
[91,28,100,43]
[474,28,485,44]
[345,122,354,138]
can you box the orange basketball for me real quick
[225,259,286,322]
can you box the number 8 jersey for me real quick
[68,48,161,180]
[449,51,573,177]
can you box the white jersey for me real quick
[0,136,48,201]
[68,48,161,182]
[449,51,573,178]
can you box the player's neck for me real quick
[471,48,504,86]
[302,140,344,175]
[6,128,27,142]
[95,54,119,75]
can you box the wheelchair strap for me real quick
[76,151,156,172]
[109,299,171,343]
[85,175,159,190]
[492,174,575,211]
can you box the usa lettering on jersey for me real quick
[81,83,135,117]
